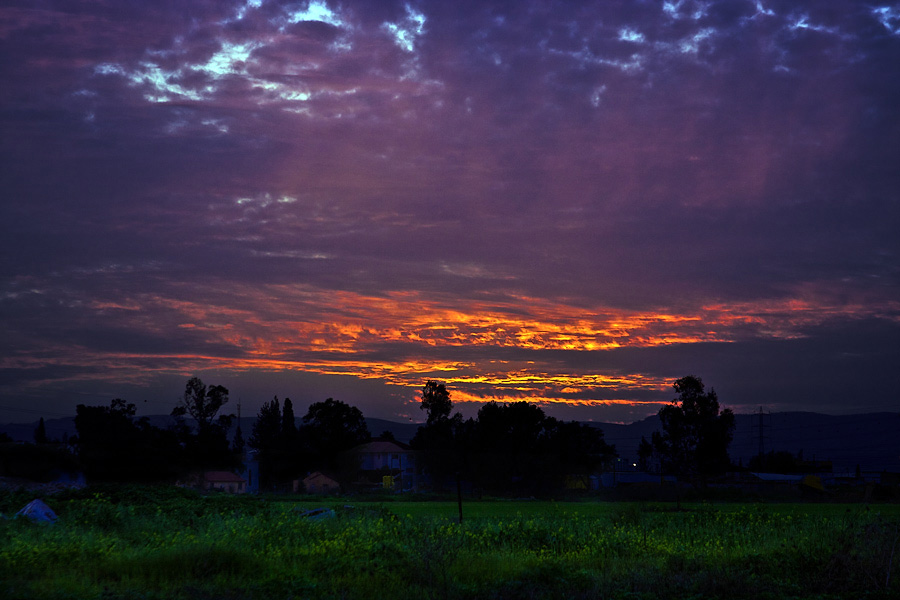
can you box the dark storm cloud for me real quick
[1,0,899,422]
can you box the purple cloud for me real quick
[1,0,898,423]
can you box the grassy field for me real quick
[1,486,898,599]
[289,496,900,520]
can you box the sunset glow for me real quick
[2,0,898,423]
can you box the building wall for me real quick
[359,451,416,474]
[206,480,247,494]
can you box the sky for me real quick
[1,0,899,425]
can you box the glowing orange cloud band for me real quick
[5,282,896,407]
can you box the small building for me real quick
[352,439,419,491]
[299,471,341,494]
[201,471,247,494]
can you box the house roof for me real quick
[203,471,246,483]
[353,440,412,453]
[303,471,339,484]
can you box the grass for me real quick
[1,486,898,599]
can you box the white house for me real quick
[352,439,418,491]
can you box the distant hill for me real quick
[595,411,900,473]
[365,417,421,443]
[3,412,898,473]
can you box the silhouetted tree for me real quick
[34,417,49,444]
[301,398,369,472]
[171,377,237,471]
[172,377,233,431]
[410,381,465,489]
[413,385,617,494]
[75,399,184,482]
[545,419,616,477]
[279,398,307,482]
[637,436,654,472]
[652,375,735,485]
[282,397,298,445]
[421,380,452,425]
[250,398,281,449]
[465,401,559,494]
[0,441,79,482]
[249,397,283,489]
[75,399,138,481]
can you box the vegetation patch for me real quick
[1,489,898,599]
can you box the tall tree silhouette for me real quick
[249,397,283,489]
[282,398,298,442]
[411,381,465,489]
[420,380,452,425]
[171,377,237,470]
[652,375,735,485]
[637,436,654,472]
[34,417,49,444]
[232,418,245,456]
[172,377,233,432]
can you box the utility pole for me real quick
[232,399,245,456]
[751,406,770,468]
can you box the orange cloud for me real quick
[7,281,897,410]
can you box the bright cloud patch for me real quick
[873,6,900,34]
[284,0,345,28]
[233,0,263,22]
[618,28,645,43]
[85,0,433,119]
[200,42,258,78]
[679,27,716,54]
[129,62,205,103]
[383,4,427,52]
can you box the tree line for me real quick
[1,374,738,492]
[68,378,376,488]
[410,381,618,494]
[248,396,370,490]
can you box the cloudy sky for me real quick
[2,0,899,425]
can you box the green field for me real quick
[2,487,898,599]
